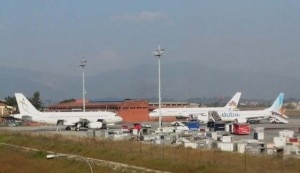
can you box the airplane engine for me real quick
[87,122,103,129]
[235,118,247,123]
[21,115,32,121]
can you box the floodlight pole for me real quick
[80,58,87,112]
[153,45,164,128]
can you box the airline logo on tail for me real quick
[15,93,40,115]
[225,92,241,111]
[19,98,29,113]
[228,101,237,107]
[268,93,288,119]
[280,107,286,115]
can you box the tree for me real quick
[4,96,17,107]
[29,91,43,110]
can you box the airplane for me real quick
[12,93,123,131]
[149,92,242,123]
[215,93,288,124]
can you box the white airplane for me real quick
[215,93,288,124]
[13,93,123,130]
[149,92,242,123]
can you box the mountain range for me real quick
[1,62,299,103]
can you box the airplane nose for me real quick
[117,116,123,122]
[149,112,156,117]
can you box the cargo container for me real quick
[289,137,298,143]
[187,121,200,130]
[214,122,225,131]
[284,145,299,155]
[184,142,198,149]
[246,146,261,154]
[132,129,139,135]
[254,132,264,140]
[221,135,232,143]
[206,132,218,140]
[225,123,232,132]
[245,142,264,154]
[232,123,250,135]
[207,121,214,128]
[241,139,258,143]
[217,142,234,152]
[112,134,129,140]
[274,137,286,148]
[279,130,294,138]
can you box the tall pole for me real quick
[80,58,87,112]
[158,53,162,128]
[153,45,164,128]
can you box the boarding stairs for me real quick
[208,111,222,122]
[270,114,288,124]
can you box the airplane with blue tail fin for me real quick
[215,93,288,124]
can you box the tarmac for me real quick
[1,116,300,144]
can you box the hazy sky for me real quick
[1,1,300,79]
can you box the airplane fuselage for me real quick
[149,107,230,117]
[13,111,122,126]
[217,110,270,122]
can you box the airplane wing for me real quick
[245,112,288,124]
[269,114,289,124]
[245,116,269,123]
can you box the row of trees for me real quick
[3,91,43,112]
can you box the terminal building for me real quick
[0,101,15,117]
[0,101,16,123]
[48,99,198,122]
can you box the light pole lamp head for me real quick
[152,46,165,57]
[80,57,87,68]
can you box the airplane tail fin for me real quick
[15,93,41,115]
[264,93,289,122]
[224,92,241,111]
[265,93,284,112]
